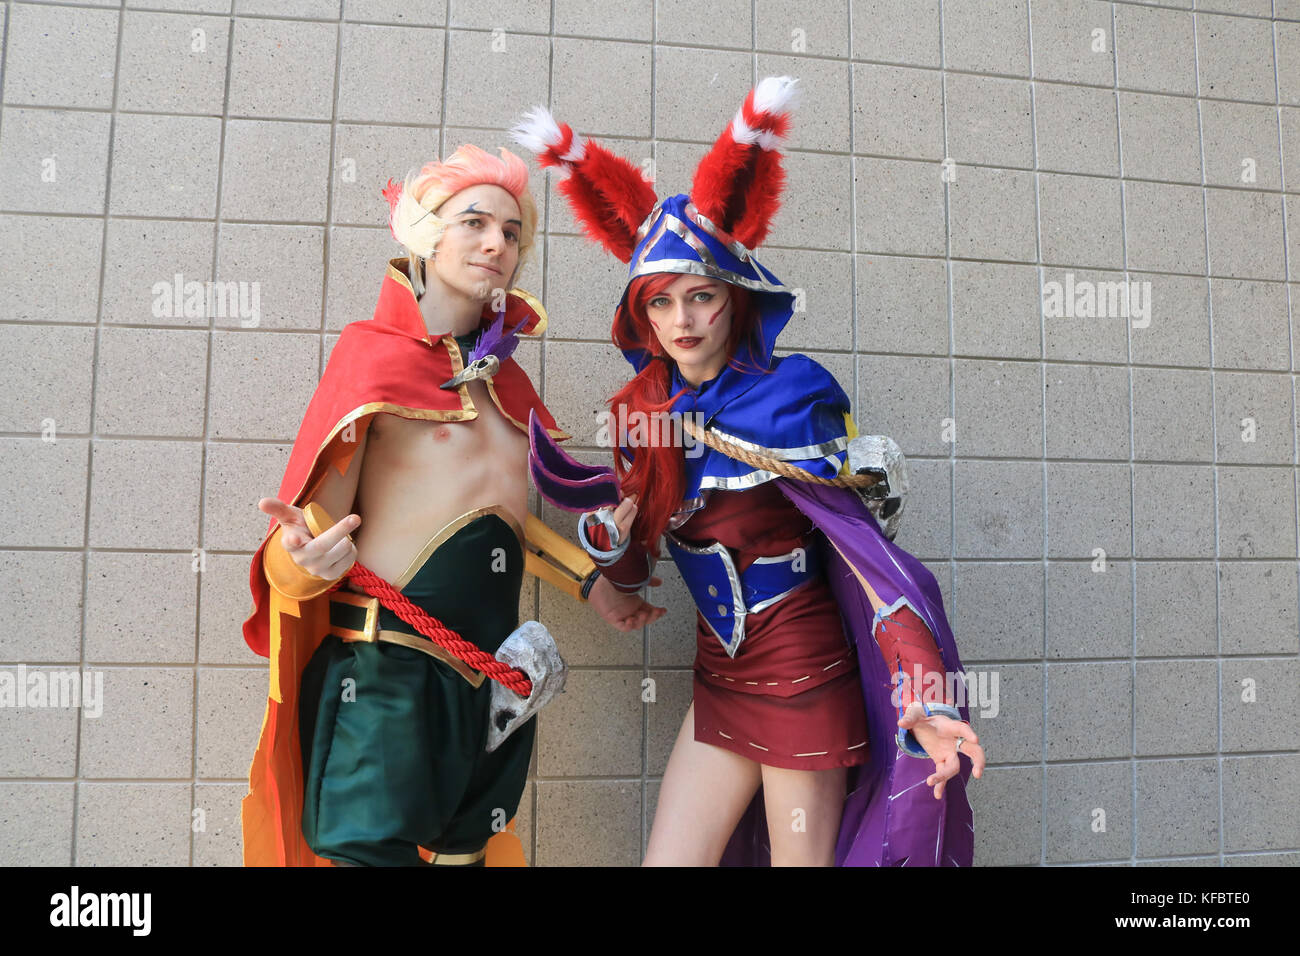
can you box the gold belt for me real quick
[327,591,486,689]
[417,845,488,865]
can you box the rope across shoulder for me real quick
[679,418,882,490]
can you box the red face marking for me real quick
[706,300,726,326]
[648,318,661,330]
[432,424,452,442]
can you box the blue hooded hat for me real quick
[617,193,795,376]
[511,76,854,501]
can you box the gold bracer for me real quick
[263,502,349,600]
[524,513,600,603]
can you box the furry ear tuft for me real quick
[511,107,657,263]
[690,76,798,249]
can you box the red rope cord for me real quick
[341,562,532,697]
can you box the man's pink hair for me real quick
[384,144,539,267]
[409,144,531,208]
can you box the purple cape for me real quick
[719,480,975,867]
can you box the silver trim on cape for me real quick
[706,425,850,462]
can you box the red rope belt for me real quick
[336,562,533,698]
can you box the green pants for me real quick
[298,510,532,867]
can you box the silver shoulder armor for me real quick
[847,434,909,542]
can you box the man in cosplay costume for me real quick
[240,145,664,867]
[514,77,985,865]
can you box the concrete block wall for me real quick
[1,0,1297,866]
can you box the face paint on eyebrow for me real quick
[457,202,484,216]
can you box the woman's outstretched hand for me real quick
[897,701,986,799]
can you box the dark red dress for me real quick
[600,480,948,772]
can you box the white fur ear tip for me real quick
[752,75,800,115]
[523,104,558,128]
[509,105,564,153]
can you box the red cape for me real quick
[242,257,567,658]
[240,258,564,867]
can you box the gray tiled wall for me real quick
[1,0,1298,867]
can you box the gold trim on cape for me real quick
[384,257,550,339]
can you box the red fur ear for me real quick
[691,76,798,250]
[511,107,658,263]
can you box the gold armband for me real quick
[523,513,600,603]
[263,502,345,600]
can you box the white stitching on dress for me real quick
[705,656,854,687]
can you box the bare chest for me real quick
[349,383,530,578]
[365,381,528,476]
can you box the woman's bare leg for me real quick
[643,702,763,866]
[759,763,846,866]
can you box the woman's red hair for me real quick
[609,273,766,553]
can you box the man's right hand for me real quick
[258,497,361,580]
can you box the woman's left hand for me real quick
[897,701,986,799]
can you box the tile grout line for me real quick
[935,0,963,851]
[187,0,239,868]
[1022,0,1050,869]
[533,0,556,871]
[12,85,1300,130]
[1190,5,1228,868]
[6,117,1300,196]
[1281,0,1300,879]
[438,1,450,160]
[640,0,659,863]
[847,0,860,491]
[1270,0,1300,869]
[0,1,8,157]
[1109,0,1140,868]
[70,0,127,869]
[320,3,345,381]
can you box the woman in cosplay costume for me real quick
[514,78,985,866]
[240,145,661,867]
